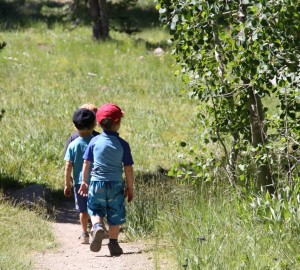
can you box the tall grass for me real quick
[136,183,300,269]
[125,172,175,239]
[125,172,300,269]
[0,197,55,269]
[1,5,299,270]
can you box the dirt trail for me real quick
[33,201,167,270]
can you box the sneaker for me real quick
[90,224,109,239]
[90,227,105,252]
[79,232,89,244]
[108,241,123,256]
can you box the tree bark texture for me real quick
[227,96,239,185]
[247,88,274,193]
[89,0,109,40]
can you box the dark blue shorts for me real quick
[74,184,88,213]
[87,181,126,226]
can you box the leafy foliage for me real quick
[108,0,140,34]
[247,185,300,233]
[158,0,300,191]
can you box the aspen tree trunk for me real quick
[228,96,239,185]
[247,88,274,193]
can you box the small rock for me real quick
[153,47,165,56]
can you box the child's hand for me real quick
[64,185,72,197]
[125,187,134,202]
[78,182,89,197]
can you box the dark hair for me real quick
[73,108,96,130]
[100,117,114,130]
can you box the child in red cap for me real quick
[79,103,134,256]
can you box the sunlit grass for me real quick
[1,5,299,270]
[0,25,196,191]
[156,186,300,269]
[0,198,56,269]
[0,21,196,268]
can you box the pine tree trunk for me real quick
[98,0,109,39]
[89,0,109,40]
[247,88,274,193]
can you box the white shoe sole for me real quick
[90,228,105,252]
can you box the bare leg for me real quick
[80,212,89,232]
[109,225,120,239]
[108,225,123,256]
[90,215,104,226]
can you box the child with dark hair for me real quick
[64,108,96,244]
[78,103,134,256]
[63,104,99,157]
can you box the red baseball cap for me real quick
[96,103,124,124]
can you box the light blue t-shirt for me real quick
[64,135,94,185]
[83,130,134,182]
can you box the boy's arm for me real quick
[124,165,134,202]
[78,160,91,197]
[64,161,73,197]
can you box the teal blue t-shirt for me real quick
[83,130,134,182]
[64,135,94,185]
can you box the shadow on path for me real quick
[95,250,143,258]
[53,200,79,224]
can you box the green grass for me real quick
[150,184,300,269]
[125,172,300,269]
[1,4,299,270]
[0,198,56,269]
[0,17,196,269]
[0,25,195,190]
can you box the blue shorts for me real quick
[74,184,88,213]
[87,181,126,226]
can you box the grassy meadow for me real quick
[0,26,195,188]
[0,1,300,269]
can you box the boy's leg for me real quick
[80,212,89,233]
[108,225,120,239]
[74,185,90,244]
[89,216,106,252]
[107,182,125,256]
[90,215,104,225]
[88,181,108,252]
[108,225,123,256]
[89,216,108,238]
[79,212,90,244]
[87,218,92,233]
